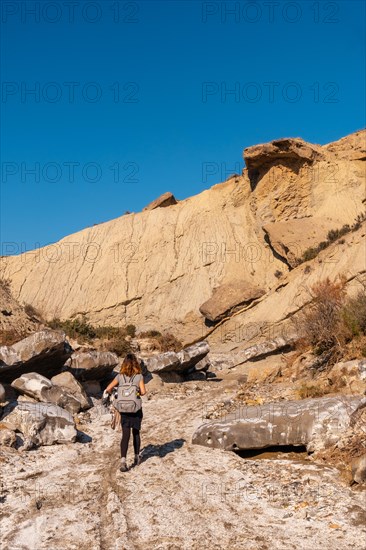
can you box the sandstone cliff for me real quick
[1,130,365,349]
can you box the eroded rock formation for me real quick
[0,130,364,349]
[2,401,77,446]
[0,330,72,382]
[192,395,366,453]
[64,350,119,381]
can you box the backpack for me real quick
[114,374,142,413]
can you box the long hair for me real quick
[120,352,141,377]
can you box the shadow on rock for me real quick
[141,438,185,462]
[77,430,92,443]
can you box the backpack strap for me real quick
[120,373,139,386]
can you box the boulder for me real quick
[351,454,366,484]
[0,426,17,447]
[143,191,177,211]
[2,401,77,446]
[199,282,265,323]
[64,350,119,381]
[176,341,210,372]
[51,372,91,410]
[144,351,181,374]
[194,356,211,372]
[11,372,83,414]
[192,395,366,454]
[144,342,210,374]
[0,330,72,383]
[81,380,101,397]
[233,336,295,366]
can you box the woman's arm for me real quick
[105,377,119,394]
[139,378,147,396]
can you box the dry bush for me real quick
[295,278,366,368]
[300,278,350,355]
[342,289,366,337]
[155,332,182,352]
[48,316,97,342]
[0,278,12,295]
[139,330,182,352]
[296,383,330,399]
[103,337,133,356]
[48,316,136,353]
[24,303,42,320]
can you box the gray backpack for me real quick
[114,374,142,413]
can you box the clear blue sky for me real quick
[1,0,365,253]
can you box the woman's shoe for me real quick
[120,459,128,472]
[133,454,141,467]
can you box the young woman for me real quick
[104,352,146,472]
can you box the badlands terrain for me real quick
[0,129,365,549]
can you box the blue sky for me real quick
[1,0,365,253]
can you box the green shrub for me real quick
[300,213,365,264]
[302,248,318,262]
[48,316,97,341]
[47,316,137,352]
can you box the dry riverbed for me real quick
[1,380,365,550]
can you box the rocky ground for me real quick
[1,376,365,550]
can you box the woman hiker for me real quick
[103,352,147,472]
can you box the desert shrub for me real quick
[126,324,136,337]
[155,332,182,352]
[24,303,42,319]
[296,278,351,363]
[47,316,136,352]
[94,325,135,356]
[327,225,350,243]
[138,329,182,352]
[295,278,366,367]
[299,213,365,264]
[274,270,283,279]
[139,329,162,338]
[297,383,329,399]
[0,278,11,295]
[48,316,97,341]
[103,337,132,356]
[93,325,125,339]
[353,211,366,231]
[301,248,318,262]
[342,289,366,337]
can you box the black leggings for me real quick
[120,426,140,458]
